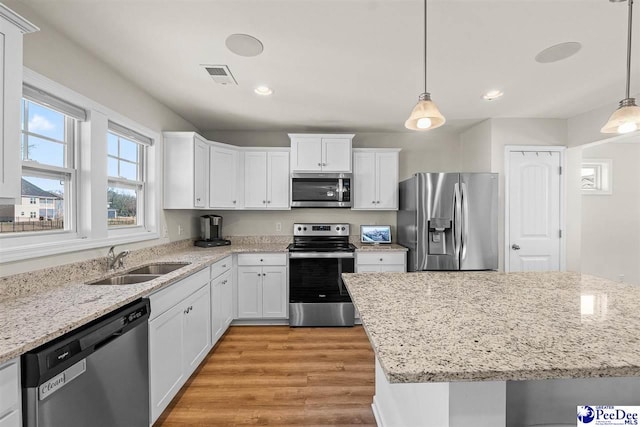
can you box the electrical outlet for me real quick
[618,274,625,283]
[178,224,184,236]
[276,222,282,232]
[162,225,168,238]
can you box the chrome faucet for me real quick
[107,246,130,270]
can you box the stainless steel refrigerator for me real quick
[397,173,498,271]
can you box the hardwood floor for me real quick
[155,325,377,426]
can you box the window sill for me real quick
[0,230,160,264]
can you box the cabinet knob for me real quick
[260,259,264,262]
[372,201,376,204]
[222,264,226,268]
[222,280,227,284]
[380,258,383,262]
[262,200,266,204]
[267,200,271,204]
[233,200,236,204]
[317,162,322,166]
[257,273,261,276]
[196,198,201,202]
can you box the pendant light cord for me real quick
[424,0,428,94]
[625,0,634,98]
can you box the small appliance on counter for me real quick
[360,225,392,244]
[194,214,231,247]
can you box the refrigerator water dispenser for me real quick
[428,218,451,255]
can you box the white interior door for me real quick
[508,150,562,272]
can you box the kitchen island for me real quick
[342,271,640,427]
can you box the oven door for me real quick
[289,252,355,303]
[291,173,352,208]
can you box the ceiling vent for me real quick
[202,65,237,85]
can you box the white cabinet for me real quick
[210,144,239,209]
[356,251,407,272]
[210,256,233,345]
[149,268,212,423]
[0,7,37,203]
[353,148,400,210]
[236,253,287,319]
[163,132,210,209]
[0,357,20,427]
[289,133,354,173]
[244,150,290,209]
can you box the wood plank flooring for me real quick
[155,325,377,426]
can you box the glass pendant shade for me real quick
[404,93,446,131]
[601,98,640,134]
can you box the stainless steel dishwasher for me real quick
[22,298,150,427]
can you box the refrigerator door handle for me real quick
[461,182,469,260]
[453,182,462,260]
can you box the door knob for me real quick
[511,244,521,250]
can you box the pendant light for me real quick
[601,0,640,134]
[405,0,445,131]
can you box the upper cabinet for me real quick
[352,148,401,210]
[289,134,354,173]
[209,144,240,209]
[244,149,290,209]
[163,132,210,209]
[0,6,37,204]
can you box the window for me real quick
[581,159,612,195]
[0,90,80,235]
[107,122,152,228]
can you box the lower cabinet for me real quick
[237,253,287,319]
[356,251,407,273]
[211,256,233,345]
[149,268,212,424]
[0,358,21,427]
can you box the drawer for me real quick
[237,253,286,266]
[149,267,210,320]
[0,359,19,418]
[210,256,232,279]
[357,252,405,266]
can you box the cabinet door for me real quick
[193,139,209,208]
[183,285,212,375]
[376,152,399,209]
[353,151,376,209]
[267,151,290,209]
[0,410,19,427]
[244,151,267,208]
[210,276,223,345]
[291,138,322,172]
[149,303,185,423]
[356,265,381,273]
[220,270,234,328]
[237,266,263,318]
[262,266,287,318]
[322,138,351,172]
[210,146,238,208]
[0,358,20,427]
[0,19,23,202]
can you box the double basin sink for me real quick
[87,263,190,285]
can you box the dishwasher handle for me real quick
[78,317,125,351]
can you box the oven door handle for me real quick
[289,252,355,259]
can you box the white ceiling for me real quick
[16,0,640,133]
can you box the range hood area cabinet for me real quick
[352,148,400,210]
[163,132,242,210]
[289,133,354,173]
[244,149,290,209]
[0,7,38,204]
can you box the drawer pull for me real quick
[380,258,383,262]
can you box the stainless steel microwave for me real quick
[291,173,352,208]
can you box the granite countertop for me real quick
[0,242,288,364]
[352,242,407,251]
[342,271,640,384]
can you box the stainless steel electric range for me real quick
[288,223,356,327]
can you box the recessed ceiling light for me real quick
[483,90,504,101]
[254,86,273,96]
[225,34,264,57]
[535,42,582,64]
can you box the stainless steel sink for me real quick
[88,274,161,285]
[127,263,190,275]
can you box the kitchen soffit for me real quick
[11,0,640,132]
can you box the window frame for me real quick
[0,68,160,263]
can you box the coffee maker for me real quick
[194,215,231,247]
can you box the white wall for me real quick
[459,119,492,172]
[2,1,199,276]
[579,140,640,285]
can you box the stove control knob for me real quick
[297,226,302,231]
[341,227,346,231]
[336,226,340,231]
[303,227,307,231]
